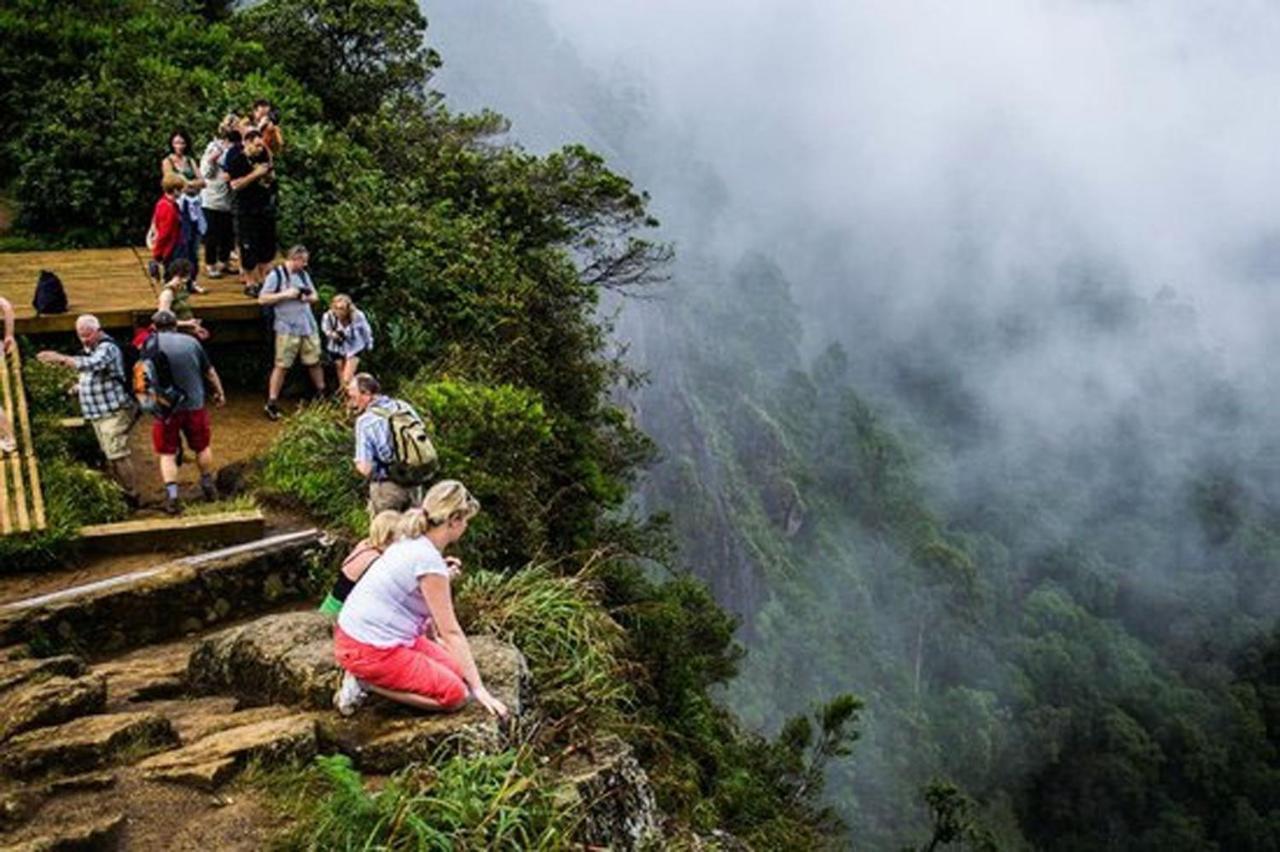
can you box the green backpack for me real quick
[371,403,438,486]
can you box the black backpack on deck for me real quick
[33,270,68,315]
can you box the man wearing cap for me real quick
[226,126,278,295]
[148,310,226,514]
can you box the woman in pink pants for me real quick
[332,480,508,719]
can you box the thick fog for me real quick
[425,0,1280,842]
[430,0,1280,526]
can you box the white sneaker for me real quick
[333,671,369,716]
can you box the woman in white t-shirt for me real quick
[333,480,508,719]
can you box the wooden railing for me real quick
[0,341,46,534]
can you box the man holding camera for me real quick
[226,127,277,294]
[259,245,325,421]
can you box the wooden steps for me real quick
[0,341,45,535]
[78,509,267,555]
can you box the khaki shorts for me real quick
[91,406,136,461]
[275,333,322,368]
[368,480,419,515]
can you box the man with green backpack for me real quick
[347,372,438,513]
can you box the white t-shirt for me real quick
[337,537,449,648]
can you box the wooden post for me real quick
[10,341,45,530]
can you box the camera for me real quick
[268,108,281,125]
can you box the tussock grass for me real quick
[455,564,635,738]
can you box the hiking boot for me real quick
[333,672,369,717]
[264,401,283,421]
[0,436,15,455]
[200,477,218,503]
[163,495,183,516]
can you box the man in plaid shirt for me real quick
[37,315,139,508]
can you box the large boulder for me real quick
[186,611,340,709]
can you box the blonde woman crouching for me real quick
[332,481,508,719]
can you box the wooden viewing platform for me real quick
[0,247,262,335]
[0,340,45,535]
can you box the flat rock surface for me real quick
[93,637,195,706]
[0,712,176,780]
[0,675,107,743]
[0,657,85,695]
[0,774,272,852]
[138,712,316,790]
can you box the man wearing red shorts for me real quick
[149,310,226,514]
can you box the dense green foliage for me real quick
[0,0,862,846]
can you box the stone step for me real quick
[0,810,124,852]
[0,674,107,743]
[138,713,317,791]
[0,712,177,781]
[0,530,333,655]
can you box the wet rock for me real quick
[553,735,659,852]
[0,712,177,780]
[187,611,339,709]
[0,674,107,742]
[0,656,86,695]
[138,713,317,791]
[0,810,124,851]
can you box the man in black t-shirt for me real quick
[226,128,278,295]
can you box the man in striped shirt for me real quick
[37,315,139,508]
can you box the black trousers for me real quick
[204,207,234,267]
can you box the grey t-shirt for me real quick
[155,331,212,411]
[261,267,319,337]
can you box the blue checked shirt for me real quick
[74,337,132,420]
[354,396,417,481]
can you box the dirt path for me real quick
[129,393,284,507]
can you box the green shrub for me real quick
[0,457,129,572]
[256,400,368,538]
[403,378,556,566]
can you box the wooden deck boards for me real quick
[0,247,261,334]
[0,340,45,535]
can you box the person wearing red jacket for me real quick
[148,173,186,280]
